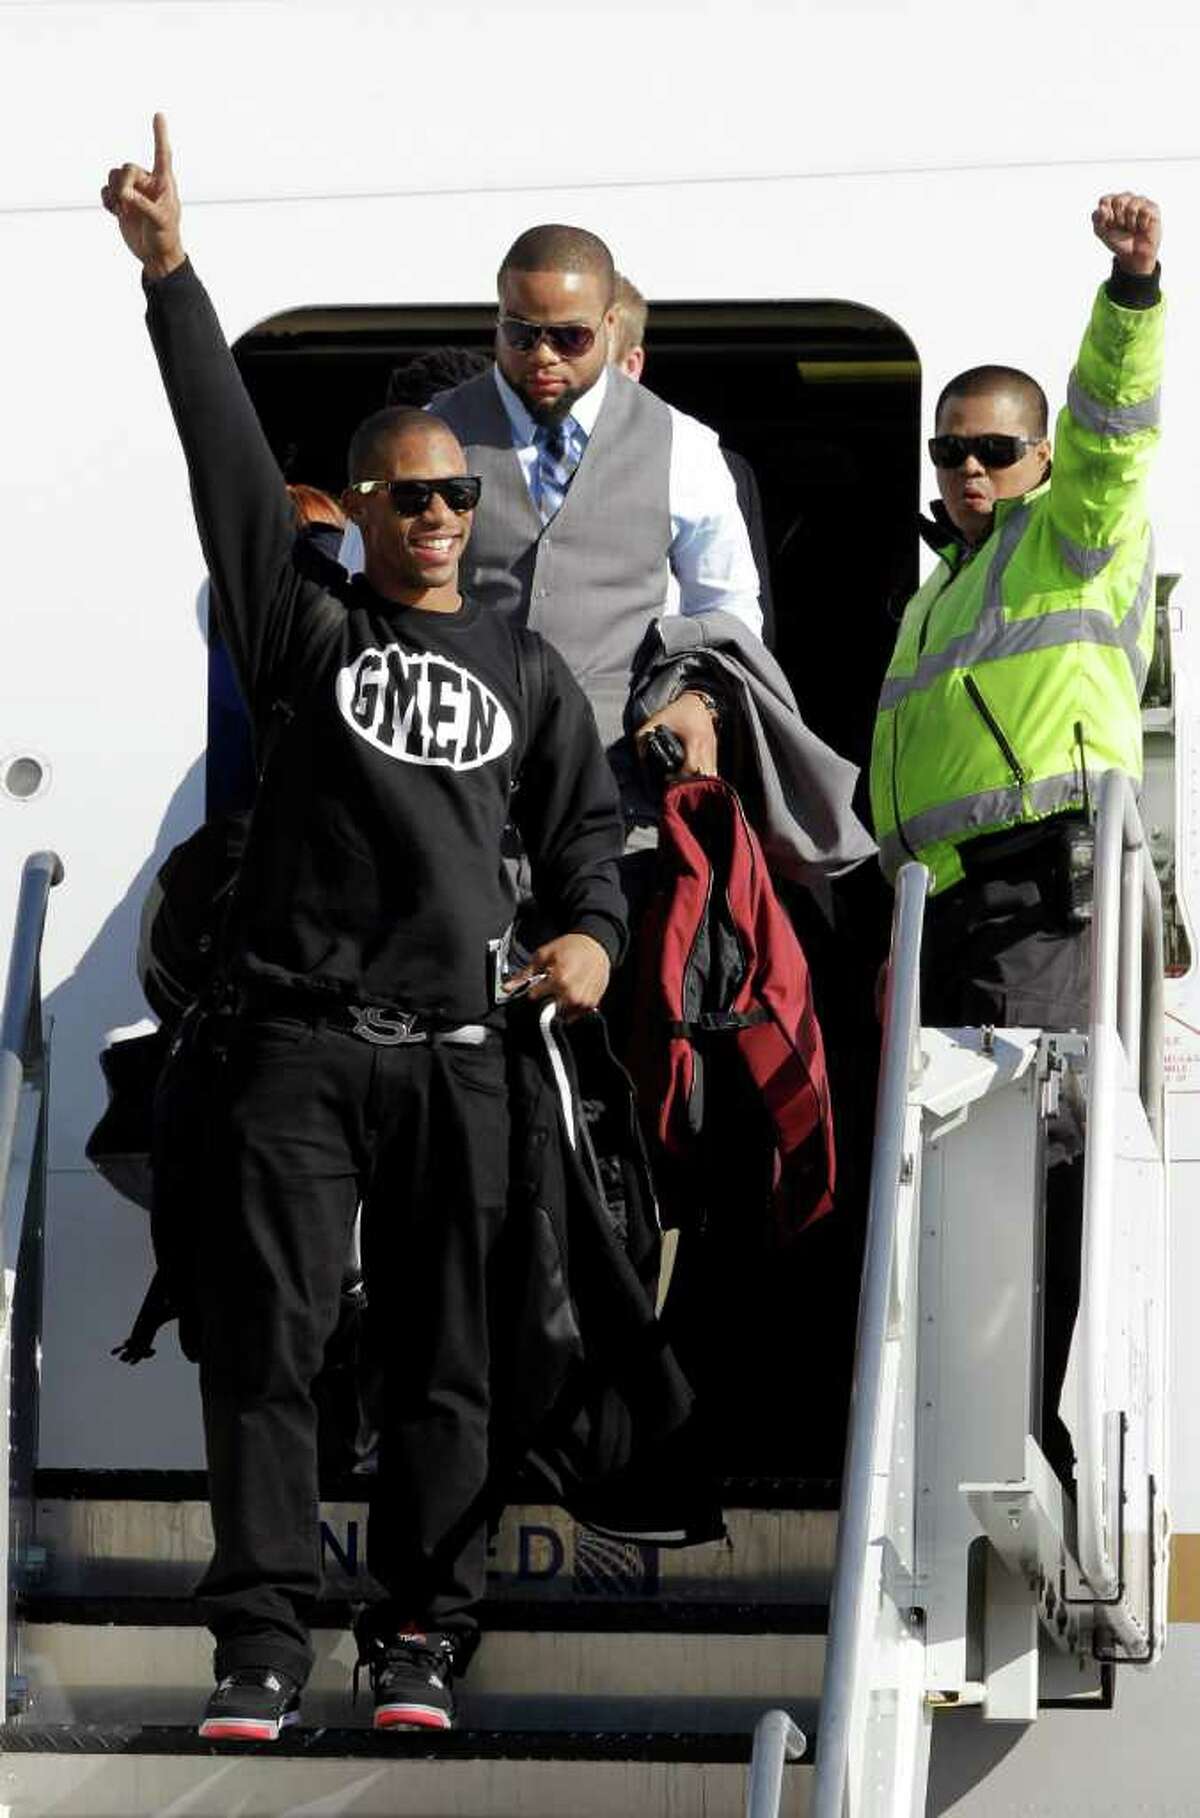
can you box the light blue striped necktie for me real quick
[533,419,578,522]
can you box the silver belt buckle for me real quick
[348,1005,423,1046]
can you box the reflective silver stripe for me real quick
[1057,532,1115,580]
[878,505,1029,711]
[879,772,1090,874]
[879,525,1155,712]
[1067,371,1162,437]
[982,501,1031,621]
[1116,531,1156,695]
[880,606,1129,709]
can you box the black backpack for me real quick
[136,809,251,1029]
[86,812,248,1212]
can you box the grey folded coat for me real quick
[625,610,877,894]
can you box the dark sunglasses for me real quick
[497,315,599,357]
[928,433,1043,470]
[349,476,482,514]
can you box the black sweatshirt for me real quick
[144,262,626,1023]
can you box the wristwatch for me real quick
[684,688,722,729]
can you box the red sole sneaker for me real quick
[199,1714,299,1742]
[374,1703,453,1731]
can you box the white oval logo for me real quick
[336,645,513,771]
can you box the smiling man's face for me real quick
[346,422,473,609]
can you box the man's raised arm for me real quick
[102,114,307,716]
[1049,192,1164,568]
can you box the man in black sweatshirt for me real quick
[102,115,626,1741]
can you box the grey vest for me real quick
[430,369,673,753]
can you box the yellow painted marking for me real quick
[1169,1533,1200,1622]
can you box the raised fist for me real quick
[100,113,185,279]
[1092,192,1162,278]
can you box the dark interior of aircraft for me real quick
[232,297,919,775]
[228,300,922,1481]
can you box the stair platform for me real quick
[29,1470,839,1605]
[0,1723,814,1816]
[6,1470,828,1810]
[15,1593,824,1732]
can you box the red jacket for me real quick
[632,777,835,1234]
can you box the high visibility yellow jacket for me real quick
[870,281,1164,894]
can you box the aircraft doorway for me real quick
[227,301,921,1477]
[229,298,920,802]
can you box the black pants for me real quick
[921,874,1090,1033]
[193,1012,510,1685]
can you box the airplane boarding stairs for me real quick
[0,770,1169,1816]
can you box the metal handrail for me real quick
[810,861,929,1818]
[1077,772,1163,1602]
[0,853,63,1203]
[0,850,63,1720]
[745,1710,806,1817]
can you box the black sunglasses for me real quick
[497,315,600,357]
[928,433,1043,470]
[349,476,482,514]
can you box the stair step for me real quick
[22,1593,828,1632]
[16,1600,824,1732]
[32,1469,841,1508]
[0,1722,804,1760]
[30,1494,837,1603]
[0,1725,813,1817]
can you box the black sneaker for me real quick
[357,1629,458,1731]
[198,1668,301,1742]
[566,1451,726,1548]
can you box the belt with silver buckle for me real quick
[341,1004,491,1048]
[237,985,492,1049]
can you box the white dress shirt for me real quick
[493,367,763,639]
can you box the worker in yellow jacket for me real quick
[870,191,1164,1031]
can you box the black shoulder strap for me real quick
[208,692,294,984]
[254,690,294,780]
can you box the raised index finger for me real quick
[152,111,172,176]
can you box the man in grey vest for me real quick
[431,226,879,1501]
[428,224,762,808]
